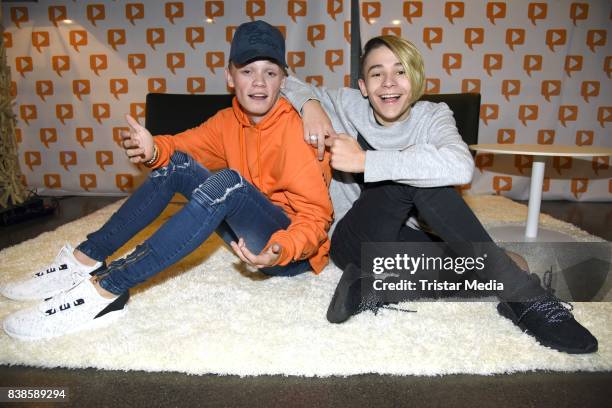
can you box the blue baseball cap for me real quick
[229,20,287,67]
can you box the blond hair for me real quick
[360,36,425,103]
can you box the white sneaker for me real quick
[3,278,128,341]
[0,244,103,301]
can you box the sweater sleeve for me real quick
[149,113,227,170]
[363,104,474,187]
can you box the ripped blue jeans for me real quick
[77,151,310,295]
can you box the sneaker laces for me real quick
[38,273,86,313]
[517,293,574,324]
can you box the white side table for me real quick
[469,144,612,242]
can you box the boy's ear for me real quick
[225,67,234,89]
[357,78,368,98]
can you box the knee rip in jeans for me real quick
[150,151,192,178]
[193,169,244,206]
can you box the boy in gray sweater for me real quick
[281,35,597,355]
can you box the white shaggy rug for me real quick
[0,195,610,376]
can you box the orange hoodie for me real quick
[150,97,333,273]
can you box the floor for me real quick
[0,196,611,408]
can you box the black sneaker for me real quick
[327,264,415,324]
[497,294,598,354]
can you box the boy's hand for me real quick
[230,238,282,269]
[325,133,366,173]
[302,100,336,161]
[122,114,155,163]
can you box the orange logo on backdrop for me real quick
[59,151,77,170]
[581,81,599,102]
[382,27,401,37]
[76,128,94,148]
[128,54,146,75]
[514,155,533,175]
[35,80,53,101]
[73,79,90,100]
[423,27,443,50]
[165,2,184,24]
[570,3,589,26]
[126,3,144,25]
[505,28,525,51]
[167,52,186,74]
[288,0,307,22]
[15,129,22,144]
[528,3,547,25]
[475,153,493,172]
[40,128,57,148]
[305,76,323,87]
[592,157,609,175]
[537,130,555,145]
[48,5,67,27]
[493,176,512,195]
[541,80,561,102]
[564,55,582,77]
[461,79,480,93]
[148,78,166,93]
[571,178,588,199]
[559,105,578,127]
[598,107,611,128]
[586,30,606,53]
[11,7,29,28]
[483,54,502,76]
[362,2,380,24]
[206,52,224,74]
[575,130,593,146]
[425,78,440,94]
[187,27,205,49]
[130,103,146,122]
[86,4,105,26]
[80,174,97,191]
[90,54,108,76]
[96,151,113,170]
[546,29,566,52]
[44,174,62,189]
[497,129,515,144]
[246,0,265,20]
[147,28,165,50]
[187,77,206,93]
[344,21,351,43]
[116,174,135,192]
[480,104,498,126]
[445,2,464,24]
[404,1,423,23]
[20,105,37,125]
[327,0,343,20]
[16,57,33,78]
[205,1,224,19]
[307,24,326,47]
[108,29,126,51]
[113,127,129,148]
[24,152,42,171]
[501,79,520,101]
[344,75,351,87]
[486,2,506,24]
[442,53,461,75]
[52,55,70,77]
[465,28,484,50]
[325,50,343,72]
[68,30,87,52]
[518,105,538,126]
[110,79,129,99]
[553,157,572,174]
[56,104,73,125]
[92,103,110,124]
[523,55,542,77]
[287,51,305,73]
[32,31,50,53]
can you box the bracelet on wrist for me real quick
[143,145,159,167]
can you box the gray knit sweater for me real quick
[282,76,475,232]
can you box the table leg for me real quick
[525,155,546,238]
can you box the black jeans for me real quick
[330,182,544,301]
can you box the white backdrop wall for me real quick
[360,0,611,201]
[3,0,349,195]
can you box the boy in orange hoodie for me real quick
[2,21,333,341]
